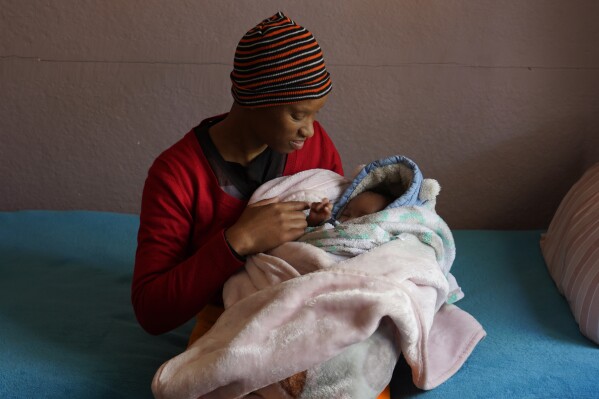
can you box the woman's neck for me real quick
[208,105,267,166]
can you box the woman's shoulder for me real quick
[148,130,210,183]
[305,120,334,150]
[287,120,343,175]
[152,130,194,163]
[152,115,226,173]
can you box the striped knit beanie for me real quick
[231,12,332,107]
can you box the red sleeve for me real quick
[317,121,344,176]
[132,154,244,335]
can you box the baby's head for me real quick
[337,191,393,222]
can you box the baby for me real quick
[307,190,394,226]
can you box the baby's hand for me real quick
[306,198,333,227]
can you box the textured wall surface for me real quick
[1,0,598,228]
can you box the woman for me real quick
[132,12,343,335]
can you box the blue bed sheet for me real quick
[0,211,597,399]
[0,211,193,399]
[391,230,599,398]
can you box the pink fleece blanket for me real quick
[152,170,485,399]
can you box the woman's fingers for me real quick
[225,200,310,256]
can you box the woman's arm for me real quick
[132,159,245,335]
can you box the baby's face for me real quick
[338,191,391,222]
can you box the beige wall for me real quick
[1,0,598,229]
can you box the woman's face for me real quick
[247,95,328,154]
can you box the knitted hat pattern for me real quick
[231,12,332,107]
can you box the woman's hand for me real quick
[224,197,310,256]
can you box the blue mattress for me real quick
[1,211,597,399]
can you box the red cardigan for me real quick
[132,119,343,334]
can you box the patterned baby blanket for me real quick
[152,166,485,399]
